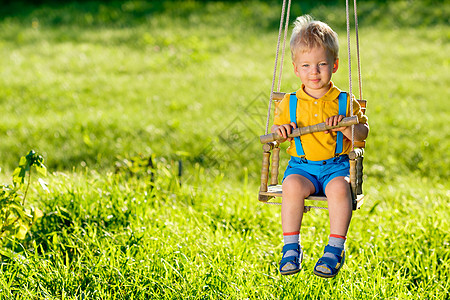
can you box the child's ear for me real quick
[333,59,339,73]
[293,62,301,78]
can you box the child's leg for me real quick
[279,174,315,275]
[314,176,352,278]
[325,176,352,236]
[281,174,315,233]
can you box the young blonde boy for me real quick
[272,15,369,278]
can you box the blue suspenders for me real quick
[289,93,305,157]
[289,92,348,158]
[335,92,348,155]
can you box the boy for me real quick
[272,15,369,278]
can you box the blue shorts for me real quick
[283,155,350,195]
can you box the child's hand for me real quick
[324,115,346,134]
[272,122,297,142]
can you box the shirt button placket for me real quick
[319,100,323,120]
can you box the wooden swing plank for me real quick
[259,189,365,212]
[260,116,358,144]
[260,185,327,201]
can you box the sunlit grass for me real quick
[0,169,447,298]
[0,0,448,298]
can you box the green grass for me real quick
[0,0,449,298]
[1,170,448,298]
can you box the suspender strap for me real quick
[290,92,348,158]
[289,93,305,157]
[335,92,348,155]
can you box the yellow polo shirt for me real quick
[273,82,368,161]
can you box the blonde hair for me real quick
[290,15,339,61]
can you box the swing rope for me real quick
[346,0,364,150]
[354,0,363,101]
[345,0,355,150]
[265,0,291,135]
[276,0,292,93]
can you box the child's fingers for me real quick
[285,124,293,136]
[287,123,297,141]
[325,115,345,133]
[277,123,296,139]
[287,123,296,141]
[277,125,288,138]
[325,117,332,126]
[327,115,342,126]
[276,128,284,138]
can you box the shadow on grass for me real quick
[0,0,340,22]
[0,0,445,33]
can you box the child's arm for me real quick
[324,115,369,142]
[271,122,298,143]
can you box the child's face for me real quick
[292,46,338,98]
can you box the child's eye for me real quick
[302,64,309,68]
[319,62,328,66]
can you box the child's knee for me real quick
[283,175,314,198]
[325,177,350,196]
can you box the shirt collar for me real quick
[297,82,342,101]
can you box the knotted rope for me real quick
[346,0,363,150]
[354,0,363,101]
[346,0,355,150]
[265,0,291,135]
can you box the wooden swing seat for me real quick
[259,185,365,211]
[258,92,367,212]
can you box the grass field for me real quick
[0,0,449,299]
